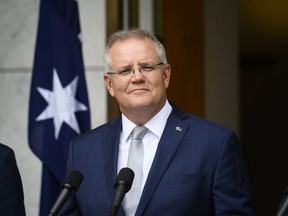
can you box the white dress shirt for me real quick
[117,100,172,192]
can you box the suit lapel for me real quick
[137,107,190,215]
[103,118,122,205]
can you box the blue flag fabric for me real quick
[28,0,90,215]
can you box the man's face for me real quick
[104,38,171,116]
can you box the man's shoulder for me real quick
[0,143,14,158]
[171,104,233,134]
[72,117,122,142]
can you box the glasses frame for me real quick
[106,62,164,77]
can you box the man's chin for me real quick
[128,101,153,111]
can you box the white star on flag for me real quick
[36,68,88,139]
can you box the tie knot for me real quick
[132,126,148,140]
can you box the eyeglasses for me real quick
[107,62,164,77]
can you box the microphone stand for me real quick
[109,206,119,216]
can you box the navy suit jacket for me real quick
[60,104,254,216]
[0,143,26,216]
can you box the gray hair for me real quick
[104,28,167,72]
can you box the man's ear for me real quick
[163,64,171,88]
[103,74,115,97]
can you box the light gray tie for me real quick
[123,126,148,216]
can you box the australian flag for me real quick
[28,0,90,215]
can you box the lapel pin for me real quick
[175,126,183,132]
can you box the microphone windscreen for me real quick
[115,167,134,189]
[62,170,84,191]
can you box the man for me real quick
[0,143,26,216]
[60,29,254,215]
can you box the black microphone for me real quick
[48,170,84,216]
[109,167,134,216]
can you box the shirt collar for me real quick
[121,100,172,141]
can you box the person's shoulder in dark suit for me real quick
[0,143,26,216]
